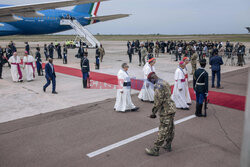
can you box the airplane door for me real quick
[62,13,68,19]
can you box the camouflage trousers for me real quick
[154,114,175,150]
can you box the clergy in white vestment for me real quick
[171,61,189,110]
[183,57,192,104]
[23,51,35,81]
[114,63,139,112]
[8,52,23,82]
[138,58,156,102]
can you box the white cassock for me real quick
[114,69,136,112]
[8,56,22,82]
[138,62,155,101]
[171,67,189,108]
[183,67,191,104]
[23,55,35,81]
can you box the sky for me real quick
[2,0,250,35]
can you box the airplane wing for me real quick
[0,0,108,22]
[85,14,130,23]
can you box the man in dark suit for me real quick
[48,43,54,59]
[25,42,30,54]
[209,50,223,89]
[193,59,208,117]
[57,43,62,59]
[43,58,57,94]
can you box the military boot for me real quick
[163,143,172,152]
[145,147,159,156]
[83,80,87,88]
[195,103,200,116]
[198,104,203,117]
[196,103,203,117]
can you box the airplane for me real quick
[0,0,129,36]
[246,27,250,33]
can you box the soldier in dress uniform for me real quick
[95,45,100,69]
[44,44,49,61]
[63,44,68,64]
[81,52,90,88]
[35,47,43,76]
[193,59,208,117]
[145,72,176,156]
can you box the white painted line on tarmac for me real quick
[87,114,196,158]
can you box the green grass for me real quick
[0,34,249,42]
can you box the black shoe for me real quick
[52,91,58,94]
[195,114,203,117]
[211,86,215,88]
[150,101,154,103]
[187,103,192,105]
[131,107,139,112]
[43,87,46,92]
[0,77,3,79]
[141,99,144,102]
[181,108,189,110]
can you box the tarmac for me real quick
[0,40,249,167]
[0,67,247,167]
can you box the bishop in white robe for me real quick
[23,52,35,81]
[183,57,191,104]
[138,58,156,102]
[171,61,189,110]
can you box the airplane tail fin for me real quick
[72,2,100,16]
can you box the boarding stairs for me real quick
[60,19,100,48]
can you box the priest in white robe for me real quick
[183,57,192,104]
[114,63,139,112]
[23,51,35,81]
[8,52,23,82]
[138,58,156,102]
[171,61,189,110]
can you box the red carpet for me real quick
[46,64,246,111]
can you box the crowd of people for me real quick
[126,40,248,67]
[0,40,107,92]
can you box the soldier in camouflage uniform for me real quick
[190,51,198,75]
[145,72,176,156]
[140,43,148,66]
[99,44,105,62]
[154,43,160,57]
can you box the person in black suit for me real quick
[48,43,54,59]
[43,58,57,94]
[193,59,208,117]
[209,50,223,89]
[57,43,62,59]
[25,42,30,54]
